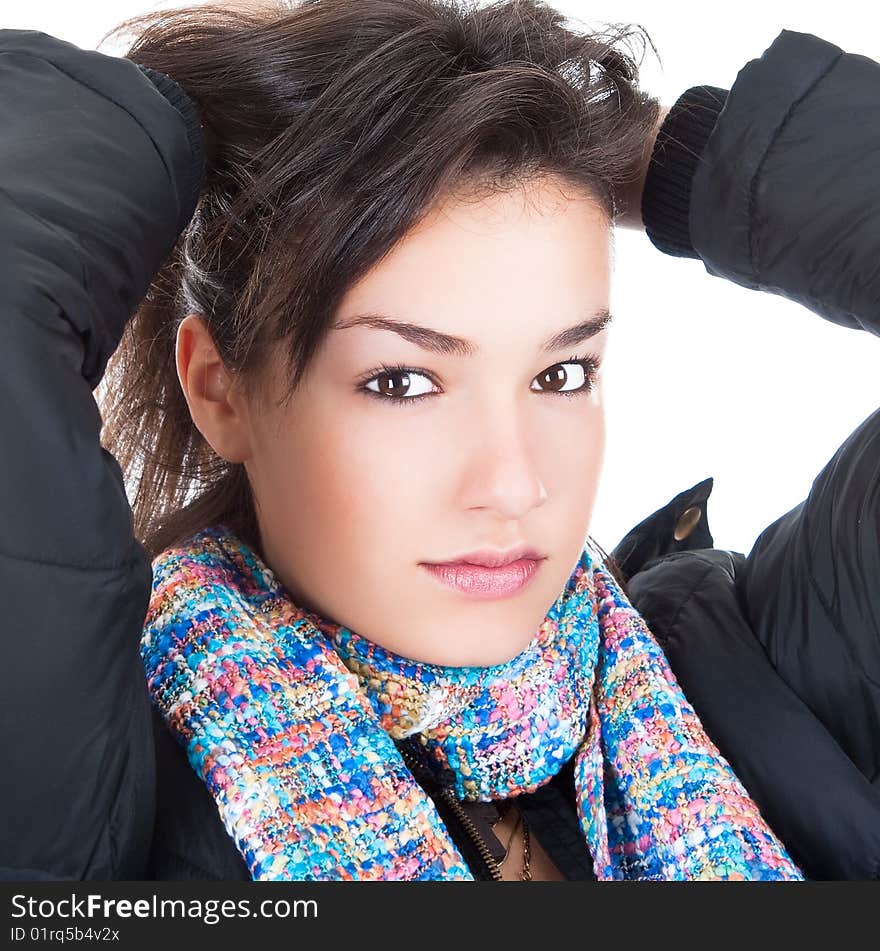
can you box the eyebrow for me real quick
[331,307,613,357]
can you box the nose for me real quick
[458,402,549,521]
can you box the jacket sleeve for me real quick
[638,28,880,879]
[0,29,204,879]
[643,27,880,336]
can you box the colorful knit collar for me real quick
[141,523,803,881]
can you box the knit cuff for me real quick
[641,85,730,259]
[135,63,206,235]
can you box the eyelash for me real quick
[355,355,602,407]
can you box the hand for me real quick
[616,103,672,231]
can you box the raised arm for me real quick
[635,28,880,337]
[0,29,204,878]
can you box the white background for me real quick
[4,0,878,556]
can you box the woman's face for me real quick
[181,175,612,666]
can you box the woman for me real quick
[0,0,877,881]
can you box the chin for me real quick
[448,634,537,669]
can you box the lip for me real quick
[431,545,546,568]
[420,557,545,600]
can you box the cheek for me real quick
[552,399,606,519]
[272,410,439,546]
[576,401,606,474]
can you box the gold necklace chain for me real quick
[521,815,532,881]
[494,805,532,881]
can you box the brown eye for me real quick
[364,368,436,401]
[376,370,409,398]
[531,361,591,395]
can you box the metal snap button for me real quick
[673,505,702,541]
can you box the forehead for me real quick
[335,178,611,335]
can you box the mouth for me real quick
[419,557,546,600]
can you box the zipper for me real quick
[396,735,503,882]
[436,786,504,882]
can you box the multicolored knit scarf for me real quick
[141,523,803,881]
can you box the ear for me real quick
[175,313,253,463]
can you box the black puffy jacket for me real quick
[1,26,878,882]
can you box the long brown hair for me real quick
[98,0,658,597]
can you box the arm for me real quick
[0,29,204,878]
[631,28,880,336]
